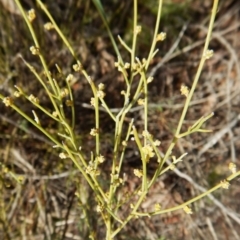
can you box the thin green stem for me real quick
[108,121,122,205]
[131,0,138,68]
[146,0,163,69]
[132,126,147,191]
[106,219,112,240]
[95,96,100,157]
[0,95,62,148]
[19,58,62,120]
[14,85,59,123]
[148,139,177,188]
[137,170,240,217]
[175,0,219,136]
[118,35,132,53]
[15,0,57,97]
[149,0,219,189]
[37,0,78,61]
[111,191,147,238]
[66,148,123,225]
[65,77,75,129]
[87,79,100,158]
[142,71,148,146]
[99,98,116,121]
[91,0,123,64]
[118,119,134,174]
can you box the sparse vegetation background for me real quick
[0,0,240,239]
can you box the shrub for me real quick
[0,0,239,239]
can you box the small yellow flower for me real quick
[169,164,176,170]
[73,63,82,72]
[124,62,130,69]
[90,97,95,107]
[28,94,39,104]
[96,155,105,163]
[142,144,155,158]
[135,25,142,34]
[122,141,127,147]
[220,180,230,189]
[60,88,69,98]
[59,153,67,159]
[183,205,192,214]
[96,204,103,212]
[30,46,40,55]
[132,62,140,70]
[137,98,145,105]
[27,9,36,22]
[86,162,100,176]
[113,177,123,187]
[90,128,98,136]
[153,140,161,146]
[86,165,94,174]
[204,49,214,59]
[137,190,143,195]
[14,91,21,97]
[66,74,74,82]
[117,65,123,72]
[154,203,161,211]
[3,97,13,107]
[142,130,152,138]
[180,85,189,97]
[98,83,105,90]
[44,22,54,30]
[156,32,166,41]
[52,111,58,118]
[228,162,237,173]
[97,90,105,99]
[147,76,154,83]
[134,169,143,178]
